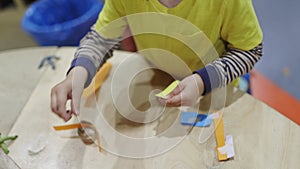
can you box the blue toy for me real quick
[181,112,212,127]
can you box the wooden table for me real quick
[0,47,58,168]
[0,47,299,169]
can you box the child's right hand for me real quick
[158,74,204,107]
[51,67,88,122]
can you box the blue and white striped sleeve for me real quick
[67,28,121,87]
[194,43,263,95]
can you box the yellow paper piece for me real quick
[213,112,227,161]
[155,80,180,98]
[83,61,112,97]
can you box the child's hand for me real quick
[159,74,204,107]
[51,67,87,122]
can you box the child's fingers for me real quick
[56,92,68,121]
[71,96,80,116]
[51,89,58,113]
[170,83,182,96]
[71,85,84,115]
[158,97,165,104]
[166,94,182,107]
[51,89,66,120]
[52,95,70,121]
[158,82,184,106]
[64,110,73,122]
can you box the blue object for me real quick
[181,112,212,127]
[22,0,104,46]
[38,55,60,70]
[240,73,251,94]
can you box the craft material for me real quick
[28,134,48,155]
[0,133,18,154]
[83,61,112,97]
[155,80,180,98]
[38,55,60,70]
[213,112,235,161]
[53,123,89,131]
[181,112,212,127]
[77,121,97,145]
[213,112,227,160]
[217,135,235,159]
[53,121,102,151]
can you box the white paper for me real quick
[217,135,235,159]
[208,113,220,120]
[28,134,48,155]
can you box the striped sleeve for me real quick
[194,43,263,95]
[67,27,121,87]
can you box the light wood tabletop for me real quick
[0,47,58,136]
[0,47,299,169]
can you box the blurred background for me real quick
[0,0,37,50]
[253,0,300,100]
[0,0,299,120]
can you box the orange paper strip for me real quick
[53,123,83,131]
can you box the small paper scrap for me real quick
[181,112,212,127]
[217,135,235,159]
[28,134,48,155]
[155,80,180,99]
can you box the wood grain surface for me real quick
[1,47,299,169]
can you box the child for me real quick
[51,0,263,121]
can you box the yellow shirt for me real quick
[94,0,263,74]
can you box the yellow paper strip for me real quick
[155,80,180,98]
[83,61,112,97]
[213,112,227,161]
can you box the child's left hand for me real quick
[159,74,204,107]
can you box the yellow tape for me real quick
[155,80,180,98]
[213,112,227,161]
[83,61,112,97]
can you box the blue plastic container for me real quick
[22,0,104,46]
